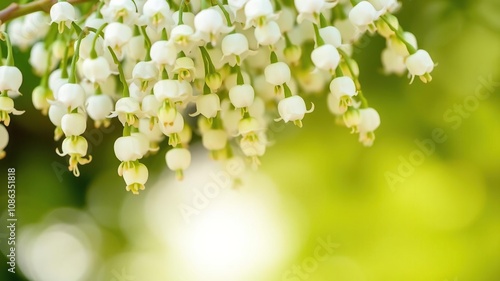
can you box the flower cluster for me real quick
[0,0,434,193]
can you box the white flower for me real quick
[32,86,53,115]
[221,33,255,66]
[0,66,23,94]
[114,135,146,163]
[50,2,76,33]
[122,162,148,194]
[57,83,86,111]
[101,0,138,24]
[150,40,178,67]
[405,49,434,83]
[276,95,314,127]
[142,0,174,31]
[169,24,199,54]
[125,35,147,61]
[82,57,112,84]
[104,22,133,60]
[141,94,161,118]
[0,96,24,126]
[381,47,406,75]
[319,26,342,48]
[159,111,184,136]
[154,79,180,102]
[55,136,92,176]
[194,8,233,45]
[276,7,296,33]
[172,57,196,82]
[29,42,57,76]
[0,124,8,159]
[61,113,87,136]
[254,21,281,46]
[190,93,221,119]
[86,94,114,127]
[327,93,346,115]
[330,76,357,99]
[165,148,191,180]
[237,117,262,136]
[48,103,66,127]
[228,0,249,12]
[229,84,255,108]
[358,107,380,146]
[265,62,291,86]
[132,61,159,91]
[244,0,277,28]
[311,44,340,73]
[240,131,267,158]
[202,129,228,151]
[109,97,142,127]
[349,1,380,31]
[294,0,337,23]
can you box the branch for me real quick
[0,0,97,25]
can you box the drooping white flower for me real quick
[32,86,53,115]
[141,0,174,31]
[0,66,23,94]
[56,83,86,111]
[311,44,340,73]
[194,8,233,45]
[319,26,342,48]
[82,57,112,84]
[244,0,277,28]
[141,94,161,118]
[264,62,291,86]
[61,112,87,137]
[190,93,221,119]
[405,49,434,83]
[150,40,178,67]
[114,135,147,163]
[169,24,199,54]
[56,136,92,176]
[358,107,380,146]
[229,84,255,108]
[122,162,149,194]
[108,97,143,127]
[104,22,133,60]
[221,33,256,66]
[349,1,380,31]
[254,21,281,46]
[50,2,76,33]
[101,0,138,25]
[276,95,314,127]
[159,111,184,136]
[381,47,406,75]
[294,0,337,23]
[0,96,24,127]
[165,147,191,180]
[202,129,228,151]
[172,57,196,82]
[125,35,147,61]
[132,61,159,91]
[86,94,114,127]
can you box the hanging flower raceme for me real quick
[0,0,436,193]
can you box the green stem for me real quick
[199,46,215,73]
[107,46,130,97]
[380,15,417,54]
[90,22,108,59]
[140,25,152,60]
[313,23,325,46]
[270,51,278,64]
[211,0,232,26]
[178,0,185,24]
[283,83,292,98]
[68,28,86,84]
[3,33,14,66]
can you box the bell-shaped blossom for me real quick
[0,66,23,94]
[311,44,340,73]
[229,84,255,108]
[50,2,76,33]
[61,113,87,137]
[141,0,174,31]
[56,83,86,111]
[294,0,337,23]
[202,129,228,151]
[56,136,92,177]
[108,97,143,127]
[221,33,256,66]
[82,57,112,84]
[166,148,191,180]
[254,21,281,46]
[122,162,148,194]
[194,8,234,45]
[86,94,114,127]
[265,62,291,86]
[405,49,434,83]
[190,93,221,119]
[276,95,314,127]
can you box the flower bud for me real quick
[311,44,340,73]
[265,62,291,86]
[202,129,228,151]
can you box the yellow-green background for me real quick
[1,0,500,280]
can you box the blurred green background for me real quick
[1,0,500,280]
